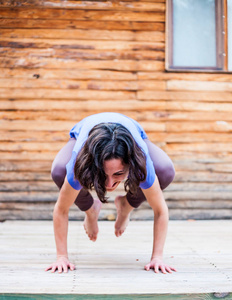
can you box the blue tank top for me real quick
[66,112,155,190]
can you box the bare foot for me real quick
[114,195,134,237]
[83,199,102,242]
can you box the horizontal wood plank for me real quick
[138,91,232,102]
[138,72,232,82]
[0,88,136,99]
[167,182,232,192]
[0,8,165,22]
[0,181,57,192]
[165,143,232,153]
[167,80,232,92]
[0,120,167,133]
[0,29,165,41]
[0,48,165,61]
[0,141,66,152]
[164,191,232,202]
[0,100,167,111]
[2,111,232,123]
[0,78,166,90]
[0,38,165,51]
[166,121,232,132]
[174,171,232,182]
[0,160,52,171]
[139,111,232,122]
[0,152,57,161]
[0,19,165,31]
[0,171,51,181]
[0,57,165,71]
[0,191,58,202]
[0,1,165,11]
[0,130,69,142]
[0,68,138,80]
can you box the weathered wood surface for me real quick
[0,19,165,31]
[0,220,231,296]
[0,29,165,41]
[0,8,166,22]
[0,1,166,10]
[0,0,232,221]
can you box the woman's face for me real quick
[103,158,129,192]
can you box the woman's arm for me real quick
[142,176,177,274]
[45,176,79,273]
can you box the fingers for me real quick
[45,261,76,274]
[63,265,68,273]
[144,262,177,274]
[68,263,76,271]
[154,263,160,274]
[159,265,167,274]
[58,265,63,274]
[170,266,177,272]
[52,264,60,273]
[165,266,173,273]
[144,263,151,271]
[44,265,52,272]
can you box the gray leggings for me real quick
[51,138,175,211]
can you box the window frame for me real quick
[166,0,229,73]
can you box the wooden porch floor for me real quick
[0,220,232,298]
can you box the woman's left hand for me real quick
[144,257,177,274]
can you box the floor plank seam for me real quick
[71,270,77,293]
[187,245,232,287]
[177,235,232,290]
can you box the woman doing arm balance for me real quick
[46,113,176,274]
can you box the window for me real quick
[166,0,232,72]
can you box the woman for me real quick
[45,112,176,274]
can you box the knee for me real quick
[51,163,66,189]
[157,161,175,190]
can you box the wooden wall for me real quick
[0,0,232,221]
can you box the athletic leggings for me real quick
[51,138,175,211]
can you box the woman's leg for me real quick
[144,139,175,190]
[51,138,94,211]
[126,139,175,208]
[51,138,76,189]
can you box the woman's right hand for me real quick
[45,255,75,273]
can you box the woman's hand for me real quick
[144,257,177,274]
[45,255,75,273]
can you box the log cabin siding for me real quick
[0,0,231,220]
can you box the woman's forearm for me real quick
[53,203,69,257]
[151,208,169,259]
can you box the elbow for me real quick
[154,203,169,220]
[53,201,69,218]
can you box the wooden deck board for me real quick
[0,220,231,297]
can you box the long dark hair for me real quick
[74,122,147,203]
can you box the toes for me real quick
[89,233,97,242]
[115,229,123,237]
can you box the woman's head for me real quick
[74,122,147,203]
